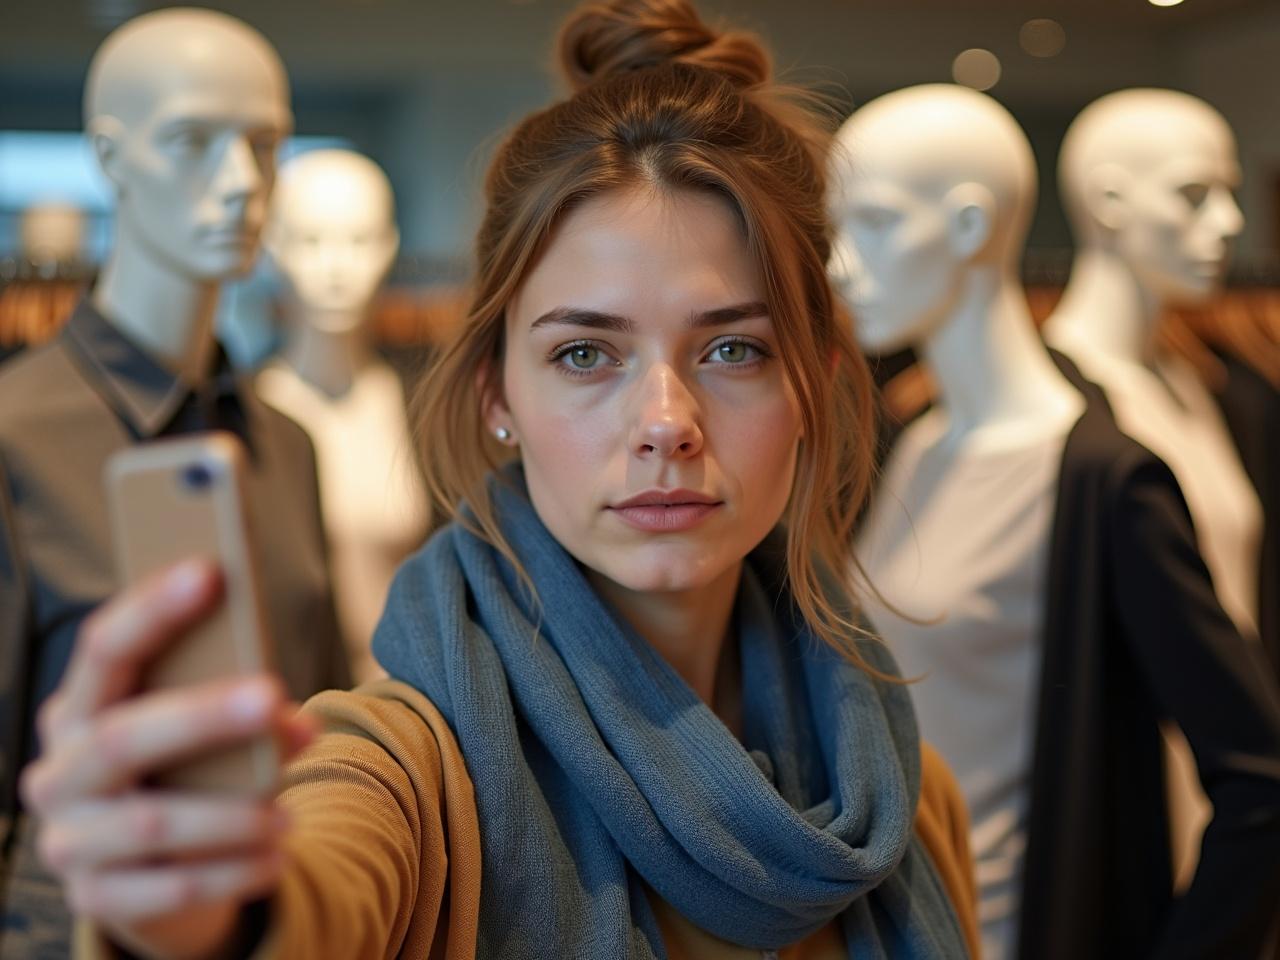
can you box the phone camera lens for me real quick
[180,463,213,491]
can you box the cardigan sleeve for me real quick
[1109,455,1280,960]
[76,679,481,960]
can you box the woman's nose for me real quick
[628,363,703,460]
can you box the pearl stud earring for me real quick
[495,427,512,442]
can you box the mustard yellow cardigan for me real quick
[81,680,980,959]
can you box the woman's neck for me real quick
[1042,246,1162,369]
[280,305,375,400]
[921,266,1082,444]
[589,562,743,722]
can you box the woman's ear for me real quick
[941,182,996,262]
[477,361,518,446]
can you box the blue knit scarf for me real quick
[373,469,966,958]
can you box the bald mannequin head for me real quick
[829,84,1036,353]
[1059,89,1242,306]
[265,150,399,331]
[85,8,292,281]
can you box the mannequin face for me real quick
[1061,91,1244,308]
[267,153,399,330]
[1113,150,1243,306]
[88,14,292,281]
[828,85,1035,355]
[496,186,802,598]
[830,176,963,354]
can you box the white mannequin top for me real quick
[830,84,1087,960]
[262,149,425,680]
[257,361,424,679]
[858,407,1076,960]
[1045,88,1260,638]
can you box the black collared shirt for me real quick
[0,301,350,954]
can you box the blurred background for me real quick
[1,0,1278,358]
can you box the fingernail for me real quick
[169,560,209,600]
[227,681,271,722]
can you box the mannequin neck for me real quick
[92,227,220,386]
[279,302,376,400]
[1043,246,1162,368]
[921,264,1081,444]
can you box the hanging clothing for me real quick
[1019,354,1280,959]
[1210,348,1280,683]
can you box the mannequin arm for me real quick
[1111,456,1280,959]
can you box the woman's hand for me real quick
[19,559,318,960]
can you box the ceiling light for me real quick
[952,49,1002,91]
[1020,19,1066,58]
[1149,0,1186,7]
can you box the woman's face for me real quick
[497,186,803,596]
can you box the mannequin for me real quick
[259,149,426,681]
[85,8,292,385]
[833,85,1280,960]
[832,83,1081,960]
[1043,89,1262,640]
[0,10,350,954]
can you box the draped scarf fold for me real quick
[373,469,965,958]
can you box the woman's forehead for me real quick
[510,186,763,328]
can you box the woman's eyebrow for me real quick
[690,301,769,328]
[529,308,633,333]
[528,300,768,333]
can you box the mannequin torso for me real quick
[261,149,426,679]
[831,84,1082,959]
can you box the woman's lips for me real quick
[608,502,722,533]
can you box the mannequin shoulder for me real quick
[1059,400,1167,492]
[0,339,95,437]
[244,381,320,458]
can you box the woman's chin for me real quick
[593,546,737,596]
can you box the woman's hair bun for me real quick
[557,0,772,93]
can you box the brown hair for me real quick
[413,0,880,665]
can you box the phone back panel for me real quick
[105,433,277,795]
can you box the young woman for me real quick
[21,2,979,957]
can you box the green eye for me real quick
[569,345,600,369]
[717,342,748,363]
[710,341,761,365]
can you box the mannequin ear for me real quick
[941,182,996,262]
[86,115,127,190]
[378,225,401,277]
[1080,162,1132,233]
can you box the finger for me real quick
[276,706,320,762]
[25,675,281,810]
[58,560,222,730]
[66,853,284,923]
[38,795,287,872]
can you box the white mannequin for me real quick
[259,149,425,681]
[1043,89,1262,640]
[831,84,1086,960]
[85,7,292,385]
